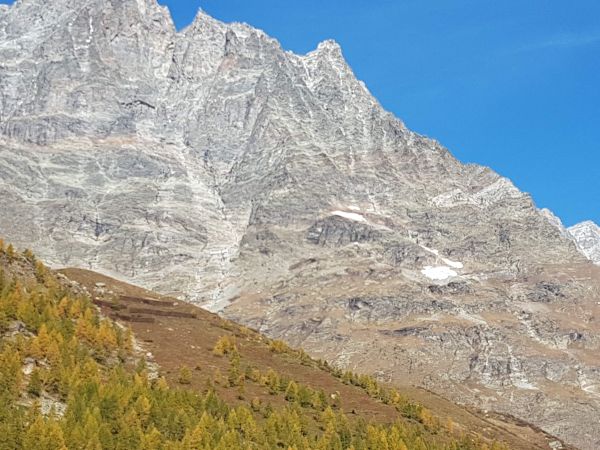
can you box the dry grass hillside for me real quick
[59,267,571,450]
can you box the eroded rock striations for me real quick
[1,1,599,447]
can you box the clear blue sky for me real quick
[2,1,598,226]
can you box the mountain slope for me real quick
[1,240,565,449]
[0,0,585,301]
[59,265,571,450]
[0,1,599,448]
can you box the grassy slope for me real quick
[60,267,570,450]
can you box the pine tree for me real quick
[23,248,35,262]
[417,406,436,428]
[341,371,354,385]
[215,429,240,450]
[250,397,262,412]
[320,406,337,430]
[285,381,299,403]
[5,244,15,260]
[182,422,204,450]
[411,437,428,450]
[96,320,118,354]
[135,395,152,427]
[265,368,281,395]
[28,368,43,397]
[0,346,23,401]
[0,309,7,334]
[142,427,162,450]
[46,339,61,367]
[228,351,242,387]
[336,413,352,449]
[155,376,169,391]
[269,339,288,353]
[178,366,192,385]
[297,385,312,408]
[237,407,258,439]
[315,389,328,410]
[24,416,68,450]
[75,411,103,450]
[34,260,48,283]
[213,335,236,356]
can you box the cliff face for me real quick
[1,1,599,447]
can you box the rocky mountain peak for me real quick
[314,38,343,56]
[569,220,600,264]
[573,220,600,229]
[1,2,599,448]
[303,38,357,84]
[188,7,241,38]
[540,208,571,238]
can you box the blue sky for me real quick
[2,0,598,226]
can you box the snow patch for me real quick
[421,266,458,280]
[419,244,464,269]
[331,210,367,223]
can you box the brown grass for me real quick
[59,267,572,450]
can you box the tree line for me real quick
[0,240,507,449]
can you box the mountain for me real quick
[540,212,600,265]
[569,222,600,265]
[2,241,565,449]
[0,1,599,448]
[540,208,571,239]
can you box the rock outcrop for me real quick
[0,1,599,447]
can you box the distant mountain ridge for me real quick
[569,221,600,265]
[1,1,600,448]
[539,209,600,265]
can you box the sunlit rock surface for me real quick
[1,1,599,447]
[569,221,600,265]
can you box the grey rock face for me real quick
[540,208,571,239]
[1,1,599,448]
[542,209,600,265]
[569,221,600,264]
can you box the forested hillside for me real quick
[0,239,552,449]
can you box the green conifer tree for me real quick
[178,366,192,385]
[27,368,42,397]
